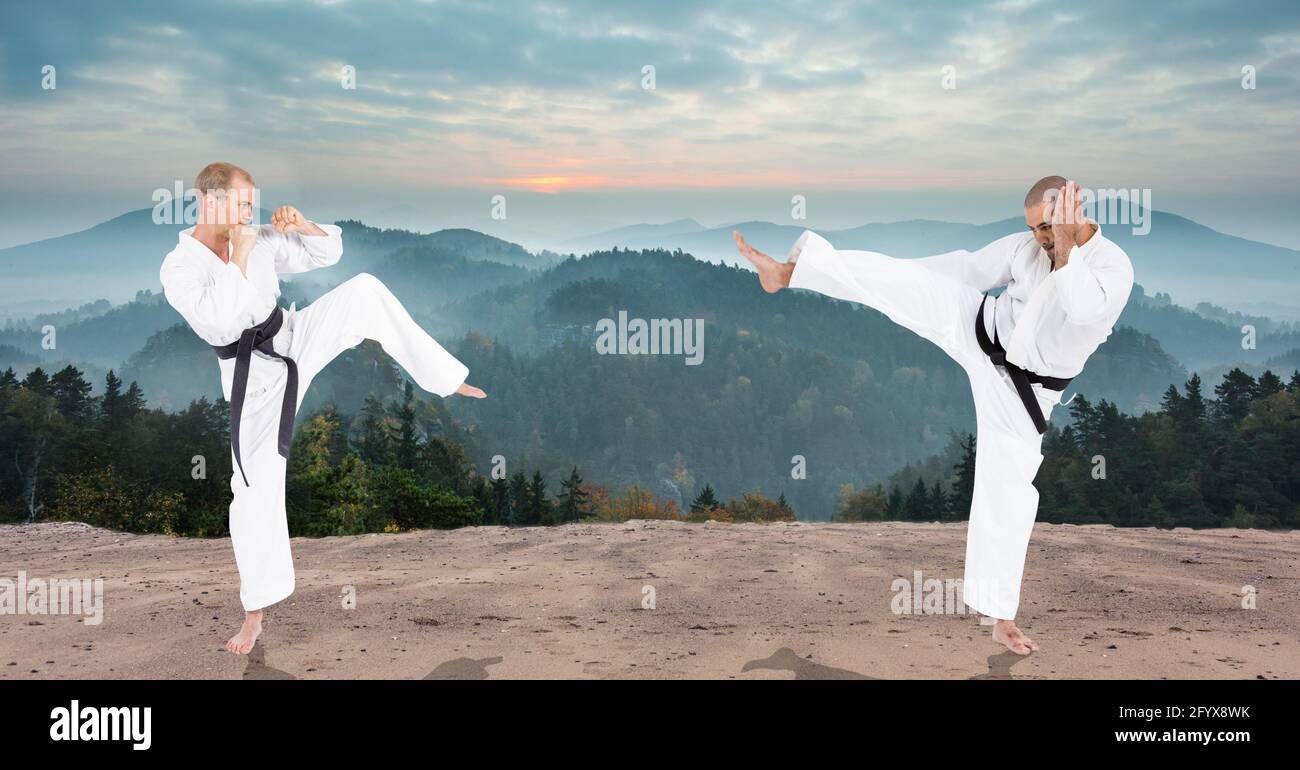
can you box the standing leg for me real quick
[962,357,1060,652]
[225,370,296,653]
[287,272,469,398]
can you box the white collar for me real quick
[179,225,232,265]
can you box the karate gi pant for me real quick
[223,273,469,611]
[788,240,1060,620]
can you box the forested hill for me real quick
[378,247,1185,517]
[3,233,1197,520]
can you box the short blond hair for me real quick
[195,161,254,194]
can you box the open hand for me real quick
[1048,181,1086,266]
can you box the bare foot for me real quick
[226,609,263,655]
[991,619,1039,655]
[733,231,793,293]
[456,382,487,398]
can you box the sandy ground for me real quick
[1,520,1296,680]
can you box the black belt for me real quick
[975,294,1071,434]
[211,306,298,486]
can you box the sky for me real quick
[1,0,1298,250]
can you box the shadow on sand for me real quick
[422,656,504,680]
[740,647,1033,680]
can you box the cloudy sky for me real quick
[1,0,1298,249]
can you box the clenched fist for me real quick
[271,205,309,233]
[228,224,260,275]
[229,224,259,253]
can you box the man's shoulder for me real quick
[1089,228,1134,271]
[160,240,187,273]
[994,230,1040,261]
[992,230,1037,250]
[159,235,211,285]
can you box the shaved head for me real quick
[1024,175,1067,208]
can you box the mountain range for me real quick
[556,209,1300,321]
[2,209,1297,517]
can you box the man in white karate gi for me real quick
[160,162,486,654]
[734,177,1134,654]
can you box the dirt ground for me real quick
[1,520,1295,679]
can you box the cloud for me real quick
[0,0,1297,237]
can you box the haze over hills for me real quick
[96,243,1187,516]
[0,209,561,317]
[5,204,1299,321]
[5,209,1295,381]
[4,210,1298,516]
[558,208,1300,320]
[558,218,706,253]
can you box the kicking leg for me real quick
[288,272,484,400]
[736,229,984,370]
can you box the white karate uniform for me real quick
[786,224,1133,619]
[160,224,469,611]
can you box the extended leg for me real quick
[762,230,985,370]
[288,272,469,399]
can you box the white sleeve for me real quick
[912,232,1023,292]
[270,223,343,274]
[1054,241,1134,325]
[160,255,262,341]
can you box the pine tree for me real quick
[392,381,419,470]
[929,480,948,520]
[50,366,92,419]
[1159,383,1183,413]
[23,367,52,396]
[903,477,929,520]
[885,485,904,519]
[950,432,976,516]
[1212,367,1256,425]
[355,395,392,466]
[488,475,511,525]
[100,370,123,422]
[507,471,528,525]
[1183,372,1206,424]
[1255,370,1283,399]
[123,382,146,417]
[689,483,720,513]
[555,467,589,523]
[525,471,551,525]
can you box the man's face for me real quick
[201,175,257,230]
[1024,200,1055,258]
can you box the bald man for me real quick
[734,178,1134,654]
[160,162,487,654]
